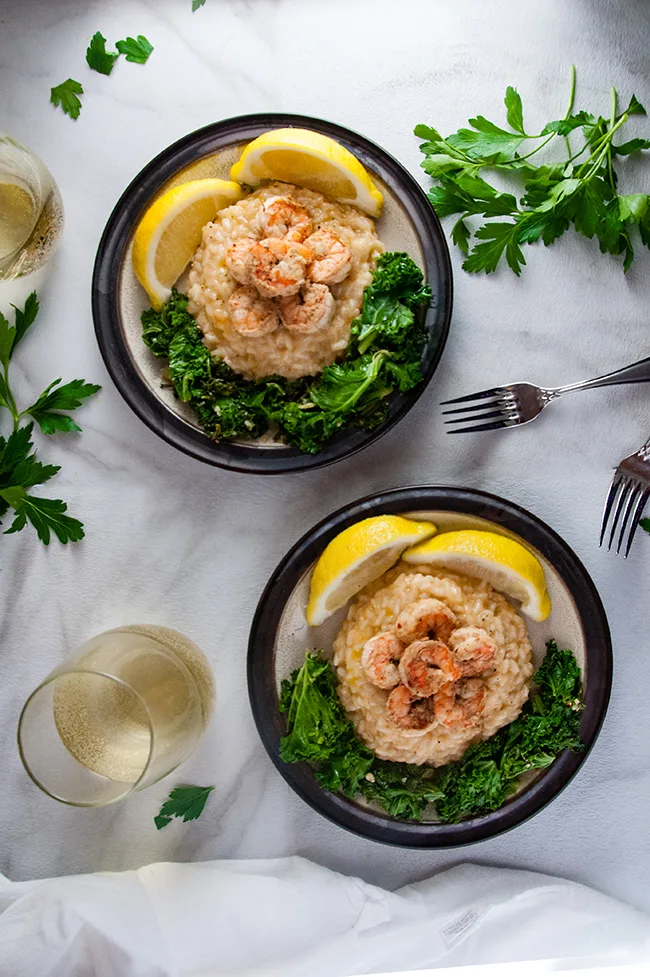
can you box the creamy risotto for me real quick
[187,182,383,381]
[333,565,534,767]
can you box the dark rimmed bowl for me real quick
[248,486,612,847]
[92,114,452,474]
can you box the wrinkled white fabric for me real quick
[1,859,648,977]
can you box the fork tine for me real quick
[441,400,501,416]
[440,388,502,406]
[607,477,633,551]
[446,419,510,434]
[616,483,642,554]
[445,408,517,426]
[600,471,624,546]
[623,488,649,557]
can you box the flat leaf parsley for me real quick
[154,785,215,829]
[0,294,100,544]
[115,35,154,64]
[416,65,650,274]
[50,79,84,119]
[86,32,119,76]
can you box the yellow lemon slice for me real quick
[403,530,551,622]
[132,178,244,309]
[230,128,384,217]
[306,515,437,627]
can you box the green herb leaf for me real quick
[192,0,207,9]
[463,221,526,275]
[4,495,84,544]
[504,86,525,134]
[12,292,39,352]
[155,785,215,828]
[115,35,153,64]
[26,378,101,435]
[451,217,471,255]
[417,67,650,274]
[86,31,119,75]
[639,517,650,535]
[612,138,650,156]
[50,79,84,119]
[0,312,16,370]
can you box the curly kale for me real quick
[140,251,431,454]
[279,640,584,823]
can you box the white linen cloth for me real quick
[1,859,648,977]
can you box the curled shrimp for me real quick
[361,632,405,690]
[395,598,457,646]
[398,639,461,698]
[386,684,436,732]
[225,237,257,284]
[448,627,497,678]
[258,195,312,242]
[304,229,353,284]
[249,238,311,298]
[278,282,334,333]
[434,679,485,729]
[227,286,280,337]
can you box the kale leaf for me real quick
[140,252,430,454]
[279,640,584,823]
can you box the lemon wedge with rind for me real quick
[306,515,437,627]
[230,128,384,218]
[132,178,244,309]
[403,530,551,622]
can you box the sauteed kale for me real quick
[278,641,583,822]
[141,252,431,454]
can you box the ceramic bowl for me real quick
[92,114,452,473]
[248,486,612,847]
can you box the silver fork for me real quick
[441,356,650,433]
[600,438,650,557]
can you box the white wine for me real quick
[0,134,63,307]
[52,626,215,785]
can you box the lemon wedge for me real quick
[132,178,244,309]
[306,515,437,627]
[403,530,551,622]
[230,128,384,217]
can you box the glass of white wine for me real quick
[0,133,64,307]
[18,625,215,807]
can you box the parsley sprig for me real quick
[416,65,650,274]
[154,785,215,829]
[0,294,100,544]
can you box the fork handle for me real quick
[556,356,650,394]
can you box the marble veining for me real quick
[1,0,650,913]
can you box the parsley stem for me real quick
[607,87,618,189]
[564,64,577,158]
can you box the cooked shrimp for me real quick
[386,684,436,732]
[278,283,334,333]
[398,639,461,698]
[434,679,485,729]
[448,627,497,678]
[258,195,312,243]
[304,229,353,284]
[249,238,311,298]
[225,237,257,284]
[227,286,280,337]
[361,632,405,690]
[395,598,457,645]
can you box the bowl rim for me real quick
[91,112,453,474]
[247,485,612,847]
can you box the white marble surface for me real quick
[2,0,650,912]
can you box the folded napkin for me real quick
[1,858,648,977]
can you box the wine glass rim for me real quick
[17,667,156,807]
